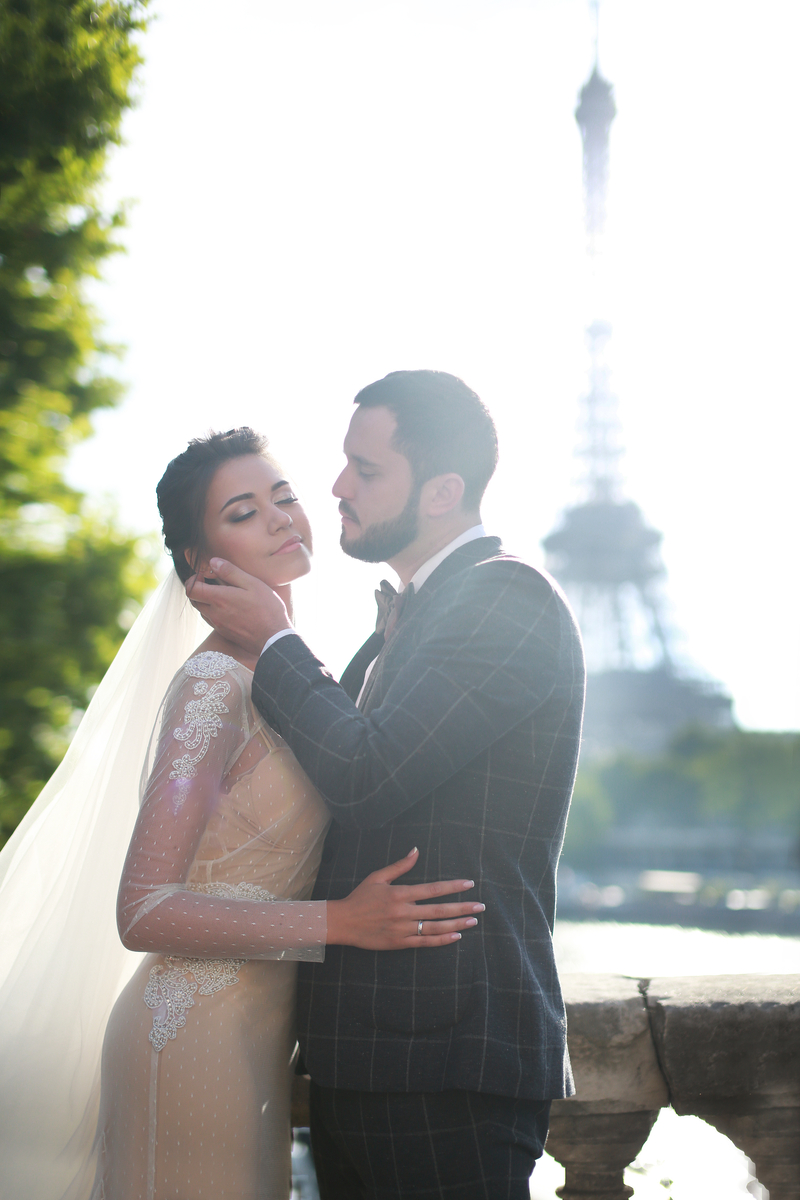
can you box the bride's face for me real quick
[194,454,313,588]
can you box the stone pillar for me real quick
[707,1108,800,1200]
[547,1107,658,1199]
[546,975,669,1199]
[645,974,800,1200]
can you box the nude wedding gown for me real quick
[89,647,330,1200]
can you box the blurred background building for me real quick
[543,58,734,760]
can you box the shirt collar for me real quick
[400,524,487,594]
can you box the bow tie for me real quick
[374,580,416,641]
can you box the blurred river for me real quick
[529,921,800,1199]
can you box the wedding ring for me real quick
[417,919,424,936]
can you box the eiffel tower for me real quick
[543,56,733,757]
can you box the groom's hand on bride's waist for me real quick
[185,558,293,656]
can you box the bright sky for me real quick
[66,0,800,731]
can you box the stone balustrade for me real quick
[291,972,800,1198]
[547,973,800,1199]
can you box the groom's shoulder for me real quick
[416,546,574,643]
[437,554,581,657]
[446,541,571,610]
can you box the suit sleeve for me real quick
[252,561,563,829]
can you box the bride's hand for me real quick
[326,847,484,950]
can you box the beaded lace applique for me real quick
[144,881,275,1052]
[183,650,240,680]
[145,957,244,1052]
[168,652,241,809]
[190,881,277,902]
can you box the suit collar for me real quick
[416,535,503,598]
[406,524,487,592]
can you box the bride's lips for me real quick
[272,535,304,556]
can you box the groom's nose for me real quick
[332,466,350,498]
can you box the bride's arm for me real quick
[118,667,481,959]
[117,665,328,961]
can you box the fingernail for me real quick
[462,881,474,889]
[472,904,485,913]
[210,558,223,569]
[465,917,478,927]
[450,933,462,940]
[407,846,419,857]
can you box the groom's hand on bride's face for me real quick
[185,558,293,656]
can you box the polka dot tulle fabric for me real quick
[88,651,330,1199]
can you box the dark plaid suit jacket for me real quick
[252,536,584,1099]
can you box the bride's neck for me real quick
[199,583,293,673]
[273,583,293,622]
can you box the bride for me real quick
[0,428,480,1200]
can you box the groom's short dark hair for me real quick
[353,370,498,509]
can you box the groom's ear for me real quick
[419,473,466,519]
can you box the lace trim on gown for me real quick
[167,652,242,810]
[144,881,277,1052]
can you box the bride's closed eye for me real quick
[229,494,299,523]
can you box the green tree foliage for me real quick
[563,728,800,866]
[0,0,153,845]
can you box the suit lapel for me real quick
[339,631,385,701]
[342,537,504,712]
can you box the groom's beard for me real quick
[339,487,421,563]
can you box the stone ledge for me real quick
[643,973,800,1110]
[551,973,800,1199]
[555,973,668,1112]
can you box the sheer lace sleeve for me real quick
[117,651,326,961]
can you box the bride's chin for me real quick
[253,552,313,590]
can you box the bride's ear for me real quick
[185,550,220,585]
[184,547,212,579]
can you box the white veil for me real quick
[0,572,206,1200]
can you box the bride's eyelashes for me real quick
[228,495,299,524]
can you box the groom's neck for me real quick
[388,512,481,587]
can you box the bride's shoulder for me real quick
[180,649,251,680]
[163,650,253,731]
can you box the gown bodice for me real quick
[117,649,331,963]
[187,714,330,902]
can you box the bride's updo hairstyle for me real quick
[157,427,269,583]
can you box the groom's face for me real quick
[333,405,421,563]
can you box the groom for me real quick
[188,370,584,1199]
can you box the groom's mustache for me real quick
[338,502,360,525]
